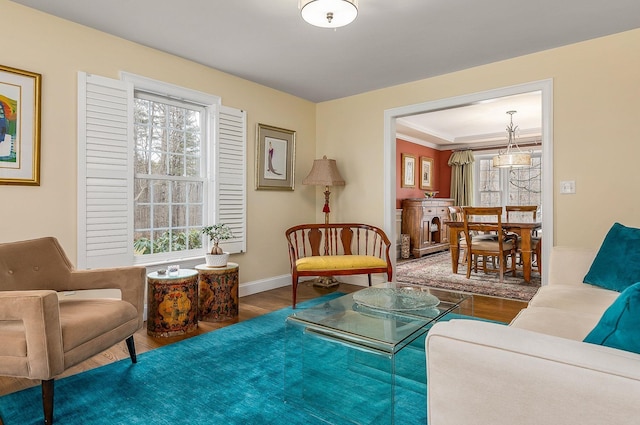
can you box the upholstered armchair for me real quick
[0,237,145,425]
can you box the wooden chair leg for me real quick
[125,335,137,364]
[42,379,54,425]
[292,275,298,309]
[367,274,372,286]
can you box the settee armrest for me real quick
[548,246,597,286]
[67,267,146,327]
[426,319,640,425]
[0,291,65,379]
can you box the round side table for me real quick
[147,269,199,337]
[196,262,239,322]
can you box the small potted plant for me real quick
[202,223,234,267]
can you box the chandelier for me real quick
[492,110,532,168]
[299,0,359,28]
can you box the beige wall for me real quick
[317,28,640,249]
[0,1,317,283]
[3,1,640,289]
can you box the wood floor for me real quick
[0,281,526,398]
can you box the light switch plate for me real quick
[560,180,576,194]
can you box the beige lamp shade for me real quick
[302,156,345,186]
[492,152,532,168]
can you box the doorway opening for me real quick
[384,80,553,284]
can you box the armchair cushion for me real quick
[583,222,640,292]
[584,282,640,355]
[58,298,140,368]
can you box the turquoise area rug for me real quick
[0,294,500,425]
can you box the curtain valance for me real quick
[448,150,475,166]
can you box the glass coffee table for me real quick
[284,282,472,424]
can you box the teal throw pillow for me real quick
[583,282,640,355]
[583,222,640,292]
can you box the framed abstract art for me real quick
[0,65,41,185]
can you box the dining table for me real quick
[444,220,542,282]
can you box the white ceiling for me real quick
[397,91,543,149]
[10,0,640,104]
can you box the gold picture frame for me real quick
[420,156,434,190]
[255,123,296,190]
[0,64,41,185]
[401,153,416,188]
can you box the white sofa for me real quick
[425,246,640,425]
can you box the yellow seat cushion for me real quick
[296,255,387,271]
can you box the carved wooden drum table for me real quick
[147,269,199,337]
[196,262,239,322]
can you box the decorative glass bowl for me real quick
[353,287,440,311]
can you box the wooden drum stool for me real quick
[196,263,239,322]
[147,269,199,337]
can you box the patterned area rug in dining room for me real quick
[396,251,541,301]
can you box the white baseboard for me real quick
[239,274,291,297]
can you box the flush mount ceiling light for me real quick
[299,0,358,28]
[492,110,532,168]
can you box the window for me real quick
[475,153,542,215]
[132,93,205,258]
[78,72,246,269]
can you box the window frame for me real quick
[132,92,208,264]
[122,73,221,265]
[473,150,543,211]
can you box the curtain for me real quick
[448,150,475,206]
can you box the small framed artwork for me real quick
[255,123,296,190]
[420,156,434,190]
[0,64,41,185]
[401,153,416,188]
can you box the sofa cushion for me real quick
[510,306,603,341]
[583,282,640,354]
[527,285,618,315]
[583,222,640,292]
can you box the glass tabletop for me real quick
[286,282,470,354]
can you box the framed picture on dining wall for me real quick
[255,123,296,190]
[0,64,41,185]
[401,153,416,188]
[420,156,434,190]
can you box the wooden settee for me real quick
[285,223,393,308]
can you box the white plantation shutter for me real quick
[78,72,247,266]
[212,105,246,254]
[77,72,134,269]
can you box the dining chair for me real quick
[450,206,499,267]
[462,207,516,282]
[447,206,467,264]
[505,205,542,273]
